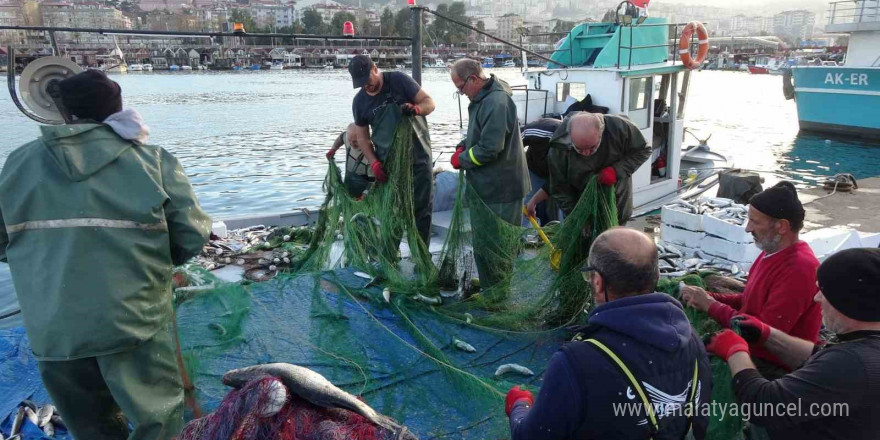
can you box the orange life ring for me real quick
[679,21,709,70]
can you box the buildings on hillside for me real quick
[774,9,816,42]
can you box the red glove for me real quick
[450,146,465,170]
[371,161,387,183]
[731,314,771,344]
[597,166,617,186]
[706,329,750,361]
[326,149,337,161]
[505,386,534,416]
[401,103,421,116]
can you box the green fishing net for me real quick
[170,119,743,439]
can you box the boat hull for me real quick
[792,66,880,138]
[747,66,768,74]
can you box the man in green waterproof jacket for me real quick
[449,58,529,289]
[525,112,651,225]
[0,70,211,440]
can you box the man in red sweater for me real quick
[682,181,822,378]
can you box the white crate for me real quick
[661,206,704,231]
[660,224,706,249]
[802,227,864,261]
[702,235,761,263]
[702,213,753,243]
[212,221,228,239]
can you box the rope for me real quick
[0,308,21,321]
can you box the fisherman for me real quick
[348,54,435,245]
[521,117,561,225]
[448,58,529,289]
[681,181,821,379]
[525,112,651,225]
[705,248,880,440]
[0,70,210,440]
[326,123,374,198]
[506,228,712,439]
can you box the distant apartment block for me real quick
[774,9,816,41]
[497,13,522,42]
[250,4,296,29]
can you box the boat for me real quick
[232,65,243,71]
[512,17,731,215]
[747,65,769,74]
[283,53,302,68]
[270,62,284,70]
[396,64,405,69]
[129,63,143,72]
[197,65,207,70]
[323,63,334,69]
[502,60,515,68]
[481,57,494,68]
[249,64,261,70]
[169,64,180,71]
[143,64,153,71]
[181,65,193,71]
[788,0,880,138]
[432,58,446,68]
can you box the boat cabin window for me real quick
[556,82,586,102]
[627,77,652,129]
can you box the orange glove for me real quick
[450,146,465,170]
[505,386,534,416]
[371,161,387,183]
[706,329,750,361]
[598,166,617,186]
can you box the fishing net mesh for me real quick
[172,119,742,439]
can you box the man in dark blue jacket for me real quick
[506,227,712,440]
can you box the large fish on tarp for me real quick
[222,363,417,439]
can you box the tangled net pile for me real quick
[173,118,743,439]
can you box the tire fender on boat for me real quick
[679,21,709,70]
[782,69,795,100]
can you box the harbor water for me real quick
[1,68,879,328]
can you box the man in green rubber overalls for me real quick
[348,55,436,246]
[449,58,529,291]
[0,70,210,440]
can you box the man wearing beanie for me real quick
[682,181,822,378]
[704,248,880,440]
[0,69,210,440]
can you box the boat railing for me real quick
[827,0,880,25]
[617,21,705,70]
[509,84,550,123]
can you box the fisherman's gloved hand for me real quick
[598,166,617,186]
[371,161,388,183]
[401,103,420,116]
[706,329,750,362]
[326,148,337,161]
[450,146,465,170]
[731,314,771,344]
[505,386,534,416]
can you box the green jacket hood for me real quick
[40,124,132,182]
[472,75,512,103]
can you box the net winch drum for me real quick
[18,57,83,123]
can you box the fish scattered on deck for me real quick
[412,293,442,305]
[36,404,54,427]
[452,337,476,353]
[382,287,391,303]
[494,363,535,377]
[353,271,372,280]
[10,407,25,436]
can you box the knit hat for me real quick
[749,181,805,226]
[58,69,122,122]
[817,248,880,322]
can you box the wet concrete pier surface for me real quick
[799,177,880,233]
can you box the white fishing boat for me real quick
[181,65,193,71]
[143,64,153,71]
[129,63,143,71]
[270,62,284,70]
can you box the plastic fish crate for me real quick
[661,206,704,232]
[660,224,706,249]
[702,213,752,243]
[701,235,761,263]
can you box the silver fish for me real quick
[660,271,687,277]
[50,414,65,431]
[222,363,414,438]
[42,422,54,437]
[382,287,391,303]
[412,293,442,305]
[353,271,372,280]
[36,405,54,427]
[24,408,38,426]
[495,363,535,377]
[464,313,473,324]
[452,337,476,353]
[10,407,25,436]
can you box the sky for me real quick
[663,0,828,10]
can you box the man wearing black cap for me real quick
[348,55,436,246]
[0,69,210,440]
[682,181,822,378]
[704,248,880,440]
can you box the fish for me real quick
[10,407,25,436]
[439,289,460,299]
[353,271,372,280]
[24,407,38,426]
[50,414,65,430]
[452,337,476,353]
[36,405,54,427]
[382,287,391,303]
[494,363,535,377]
[41,422,54,437]
[222,363,414,438]
[209,323,227,336]
[660,271,687,277]
[283,235,291,241]
[464,313,473,324]
[412,293,442,305]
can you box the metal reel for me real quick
[19,57,82,123]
